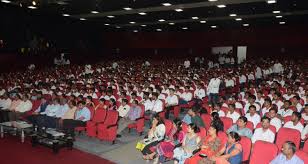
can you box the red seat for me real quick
[86,108,107,137]
[75,106,95,133]
[97,110,119,144]
[239,136,251,162]
[303,139,308,153]
[218,131,228,146]
[173,106,180,118]
[25,100,41,116]
[245,121,254,132]
[92,99,100,106]
[296,150,308,163]
[127,105,145,135]
[250,141,278,164]
[221,107,229,115]
[283,116,305,125]
[256,123,276,133]
[181,122,188,133]
[220,117,233,132]
[201,114,212,131]
[163,119,174,137]
[198,127,207,139]
[276,127,301,151]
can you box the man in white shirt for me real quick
[268,108,282,132]
[165,88,179,119]
[0,93,12,122]
[225,75,234,99]
[117,99,131,118]
[212,103,225,117]
[226,104,240,123]
[292,96,303,112]
[255,91,265,107]
[194,83,206,100]
[151,93,163,114]
[260,98,272,117]
[207,73,220,104]
[251,117,275,144]
[142,92,154,112]
[239,74,247,90]
[278,100,293,117]
[272,92,284,110]
[8,94,33,121]
[283,112,304,133]
[283,89,294,100]
[184,59,190,68]
[180,86,192,104]
[244,95,261,114]
[255,66,262,86]
[245,105,261,128]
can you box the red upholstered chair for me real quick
[86,108,107,137]
[25,100,41,117]
[218,131,228,146]
[181,122,188,133]
[250,141,278,164]
[245,121,254,132]
[163,119,173,136]
[276,127,301,151]
[92,99,100,106]
[75,106,95,133]
[303,139,308,153]
[127,105,145,135]
[239,136,251,162]
[220,117,233,132]
[296,150,308,163]
[198,127,207,139]
[221,107,229,115]
[256,123,276,133]
[283,116,305,125]
[201,114,212,131]
[173,106,181,118]
[97,110,119,144]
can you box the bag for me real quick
[136,141,146,151]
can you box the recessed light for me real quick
[141,25,147,27]
[162,3,172,6]
[80,18,86,21]
[192,17,199,20]
[104,24,110,26]
[28,6,37,9]
[129,22,136,24]
[156,29,162,31]
[235,18,242,21]
[217,5,226,8]
[267,0,276,4]
[123,7,132,10]
[275,15,283,18]
[91,11,99,14]
[32,1,36,6]
[229,14,237,17]
[1,0,11,3]
[200,20,206,23]
[279,21,286,24]
[62,14,70,17]
[182,27,188,30]
[208,0,218,2]
[169,22,175,25]
[243,24,249,27]
[139,12,147,15]
[116,26,121,28]
[175,9,183,12]
[158,19,165,22]
[273,11,280,14]
[107,15,115,18]
[211,25,217,28]
[133,30,138,33]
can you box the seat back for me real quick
[201,114,212,130]
[303,139,308,153]
[220,117,233,132]
[197,127,207,139]
[295,150,308,163]
[218,131,228,146]
[87,106,95,119]
[92,109,107,123]
[93,99,100,106]
[250,141,278,164]
[245,121,254,132]
[164,119,173,137]
[239,136,251,161]
[276,127,301,150]
[256,123,276,133]
[104,110,119,126]
[284,116,305,125]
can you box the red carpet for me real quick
[0,137,115,164]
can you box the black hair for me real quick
[153,113,164,125]
[122,98,128,104]
[249,105,256,111]
[228,103,235,109]
[261,116,271,122]
[238,116,248,123]
[292,112,302,120]
[188,123,200,133]
[285,141,297,153]
[228,132,241,142]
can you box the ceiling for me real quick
[1,0,308,32]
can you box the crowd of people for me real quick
[0,55,307,164]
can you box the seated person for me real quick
[211,112,224,132]
[270,141,304,164]
[182,106,205,128]
[212,103,225,117]
[268,108,282,132]
[0,93,12,122]
[283,112,304,133]
[245,105,261,128]
[117,98,130,118]
[251,117,275,144]
[227,116,253,138]
[165,88,179,119]
[57,100,77,129]
[301,124,308,140]
[8,94,32,121]
[36,98,61,128]
[26,97,49,126]
[226,104,240,124]
[173,123,201,164]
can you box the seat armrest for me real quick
[107,124,117,129]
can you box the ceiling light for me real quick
[104,24,110,26]
[156,29,162,31]
[208,0,218,2]
[175,9,183,12]
[123,7,132,10]
[267,0,276,4]
[192,17,199,20]
[229,14,237,17]
[243,24,249,27]
[62,14,70,17]
[141,25,147,27]
[279,21,286,24]
[169,22,175,25]
[182,27,188,30]
[217,5,226,8]
[116,26,121,28]
[32,1,36,6]
[162,3,172,6]
[27,6,37,9]
[211,25,217,28]
[139,12,147,15]
[235,18,242,21]
[129,21,136,24]
[273,11,280,14]
[275,15,283,18]
[200,20,206,23]
[80,18,86,21]
[91,11,99,14]
[133,30,138,33]
[158,19,165,22]
[1,0,11,3]
[107,15,115,18]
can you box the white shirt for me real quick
[239,75,247,84]
[41,104,61,117]
[272,100,284,110]
[251,128,275,144]
[225,79,235,88]
[235,102,243,109]
[255,67,262,79]
[55,104,69,118]
[15,100,32,113]
[270,117,282,132]
[194,88,206,99]
[0,98,12,109]
[283,121,304,133]
[0,89,5,96]
[295,103,303,112]
[152,99,163,113]
[117,104,130,117]
[278,108,293,117]
[245,113,261,128]
[166,95,178,106]
[248,73,255,80]
[283,94,294,100]
[158,94,166,100]
[244,103,261,113]
[302,113,308,121]
[226,111,241,123]
[255,97,265,107]
[143,99,154,111]
[184,60,190,68]
[207,78,221,94]
[301,125,308,140]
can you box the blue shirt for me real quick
[227,125,253,138]
[75,107,91,122]
[182,114,192,124]
[270,153,304,164]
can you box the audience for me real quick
[270,141,304,164]
[283,112,304,133]
[227,116,253,138]
[251,117,275,144]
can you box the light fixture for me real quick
[116,26,121,28]
[169,22,175,25]
[162,3,172,6]
[272,11,280,14]
[1,0,11,3]
[158,19,165,22]
[129,21,136,24]
[182,27,188,30]
[279,21,286,24]
[275,15,283,18]
[80,18,86,21]
[235,18,242,21]
[243,24,249,27]
[139,12,147,15]
[192,17,199,20]
[104,24,110,26]
[200,20,206,23]
[141,25,147,27]
[175,9,183,12]
[28,6,37,9]
[156,29,162,31]
[208,0,218,1]
[229,14,237,17]
[133,30,138,32]
[267,0,276,4]
[32,1,36,6]
[123,7,132,10]
[62,14,70,17]
[107,15,115,18]
[217,5,226,8]
[211,25,217,28]
[91,11,99,14]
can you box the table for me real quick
[0,121,33,143]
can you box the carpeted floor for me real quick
[0,136,115,164]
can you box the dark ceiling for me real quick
[1,0,308,32]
